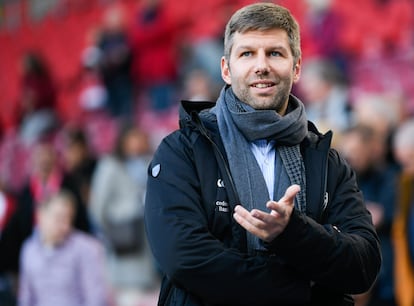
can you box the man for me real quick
[18,191,110,306]
[392,119,414,306]
[338,124,397,306]
[145,3,381,306]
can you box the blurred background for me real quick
[0,0,413,305]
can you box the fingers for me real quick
[233,205,258,234]
[233,185,300,241]
[233,205,286,242]
[267,201,286,217]
[266,184,300,213]
[281,184,301,204]
[233,205,268,228]
[233,205,276,241]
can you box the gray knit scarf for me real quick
[210,86,308,252]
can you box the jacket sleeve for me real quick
[268,149,381,294]
[145,132,311,305]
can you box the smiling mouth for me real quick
[251,83,275,88]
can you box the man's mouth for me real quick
[251,81,275,88]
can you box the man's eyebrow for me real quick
[234,45,289,52]
[234,45,252,51]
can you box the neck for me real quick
[278,101,288,116]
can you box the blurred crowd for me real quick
[0,0,414,305]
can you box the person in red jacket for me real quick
[129,0,179,113]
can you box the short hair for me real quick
[39,189,77,217]
[344,124,376,143]
[64,127,88,147]
[223,2,301,64]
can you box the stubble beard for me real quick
[236,80,292,113]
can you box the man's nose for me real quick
[255,51,270,75]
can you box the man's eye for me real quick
[241,51,252,57]
[270,51,282,57]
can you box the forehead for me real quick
[44,200,74,216]
[231,29,291,52]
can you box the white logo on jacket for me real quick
[217,179,225,188]
[216,201,229,212]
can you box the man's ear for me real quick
[221,57,232,85]
[293,57,301,83]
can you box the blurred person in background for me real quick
[128,0,179,114]
[353,93,402,170]
[60,126,97,231]
[0,179,16,240]
[296,57,353,140]
[181,69,220,102]
[97,4,134,119]
[89,122,159,306]
[178,0,233,87]
[348,93,404,306]
[392,119,414,306]
[338,124,398,306]
[78,38,108,115]
[18,190,111,306]
[0,141,90,274]
[15,52,59,146]
[300,0,347,70]
[0,179,17,306]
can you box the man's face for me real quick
[221,29,301,115]
[339,132,373,174]
[38,200,74,246]
[32,144,56,178]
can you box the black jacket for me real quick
[145,101,381,306]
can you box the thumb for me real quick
[280,184,300,205]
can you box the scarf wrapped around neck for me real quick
[210,86,308,252]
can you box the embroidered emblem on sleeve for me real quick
[151,164,161,177]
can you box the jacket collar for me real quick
[178,100,215,128]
